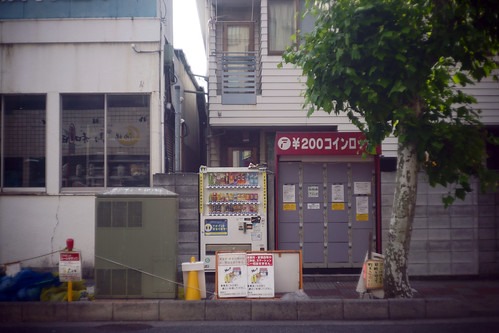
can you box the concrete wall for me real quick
[381,171,499,276]
[153,173,199,275]
[0,195,96,275]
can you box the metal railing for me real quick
[220,52,258,105]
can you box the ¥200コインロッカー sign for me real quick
[275,132,378,156]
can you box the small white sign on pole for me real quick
[59,251,82,282]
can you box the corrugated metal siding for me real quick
[462,75,499,124]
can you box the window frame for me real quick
[60,93,151,190]
[267,0,299,55]
[0,94,47,192]
[223,22,255,53]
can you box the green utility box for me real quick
[95,187,178,299]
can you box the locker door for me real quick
[326,163,350,264]
[350,163,376,263]
[277,162,301,251]
[302,163,326,266]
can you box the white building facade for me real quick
[197,0,499,276]
[0,0,200,275]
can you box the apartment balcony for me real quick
[220,51,258,105]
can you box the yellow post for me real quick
[68,281,73,302]
[66,238,74,303]
[185,257,201,301]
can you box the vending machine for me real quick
[199,166,268,271]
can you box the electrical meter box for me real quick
[95,187,178,298]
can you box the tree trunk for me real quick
[383,138,419,298]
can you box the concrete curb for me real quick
[0,298,471,322]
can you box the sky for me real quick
[172,0,207,83]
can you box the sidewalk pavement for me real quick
[1,275,499,322]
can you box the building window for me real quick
[61,94,150,188]
[1,95,46,188]
[268,0,297,54]
[224,23,254,52]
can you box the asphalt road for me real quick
[1,318,499,333]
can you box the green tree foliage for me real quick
[283,0,498,204]
[282,0,498,297]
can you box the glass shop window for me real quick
[1,95,47,188]
[61,94,150,188]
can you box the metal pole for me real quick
[174,85,182,173]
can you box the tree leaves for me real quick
[284,0,499,204]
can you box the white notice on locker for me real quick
[283,184,296,203]
[307,203,321,210]
[331,184,345,202]
[354,182,371,195]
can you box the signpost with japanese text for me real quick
[59,251,82,282]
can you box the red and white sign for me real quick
[59,251,82,282]
[247,253,274,298]
[276,132,378,156]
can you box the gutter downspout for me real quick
[173,85,182,173]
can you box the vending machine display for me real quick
[199,166,268,271]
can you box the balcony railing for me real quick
[220,52,257,105]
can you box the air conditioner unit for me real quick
[95,187,178,299]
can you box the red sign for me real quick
[59,251,82,282]
[247,254,273,266]
[60,252,80,261]
[275,132,378,156]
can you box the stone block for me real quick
[297,299,343,320]
[174,173,199,185]
[159,300,206,321]
[409,250,428,263]
[0,302,22,322]
[428,217,450,228]
[428,251,451,263]
[451,262,477,275]
[411,229,429,241]
[428,229,450,241]
[22,302,67,322]
[425,298,470,318]
[452,228,475,240]
[451,217,474,228]
[408,263,429,276]
[252,300,297,320]
[429,263,451,275]
[205,300,251,321]
[413,217,428,229]
[389,298,426,319]
[68,301,113,321]
[428,240,451,251]
[113,301,159,321]
[153,174,176,186]
[179,208,199,220]
[343,299,389,320]
[178,231,199,243]
[478,228,496,240]
[451,251,475,263]
[452,240,475,252]
[179,195,198,209]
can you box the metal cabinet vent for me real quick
[97,201,143,228]
[95,188,178,299]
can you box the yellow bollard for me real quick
[184,256,201,301]
[68,281,73,302]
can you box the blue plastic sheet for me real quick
[0,269,60,301]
